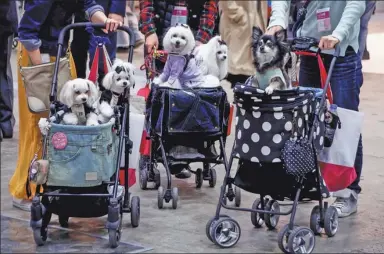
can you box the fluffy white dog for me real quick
[194,35,228,81]
[153,23,220,89]
[97,59,136,124]
[58,78,99,126]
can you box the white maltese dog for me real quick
[58,78,99,126]
[194,35,228,81]
[153,23,220,89]
[97,59,135,124]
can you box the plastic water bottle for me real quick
[171,6,188,27]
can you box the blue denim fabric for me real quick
[359,1,376,59]
[299,52,363,193]
[149,87,226,137]
[46,122,118,187]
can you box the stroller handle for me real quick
[51,23,136,103]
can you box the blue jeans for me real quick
[299,51,363,193]
[359,0,376,59]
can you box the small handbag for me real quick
[20,51,72,114]
[281,115,317,178]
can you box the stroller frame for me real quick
[206,41,341,253]
[30,23,139,249]
[143,85,232,210]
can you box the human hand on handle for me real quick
[145,33,159,53]
[90,11,123,33]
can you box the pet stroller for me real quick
[206,38,341,253]
[28,23,139,248]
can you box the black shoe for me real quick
[175,169,191,179]
[362,50,370,60]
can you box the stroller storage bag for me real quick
[46,122,118,187]
[233,85,326,163]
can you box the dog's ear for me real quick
[275,29,287,42]
[86,80,99,107]
[252,26,263,42]
[59,80,75,108]
[126,63,136,88]
[102,72,114,90]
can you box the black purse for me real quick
[281,113,317,178]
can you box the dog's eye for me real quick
[258,41,263,46]
[181,36,185,40]
[217,51,222,54]
[266,41,273,47]
[75,91,81,95]
[117,78,121,81]
[172,34,177,38]
[85,90,89,93]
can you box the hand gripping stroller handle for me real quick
[50,23,136,102]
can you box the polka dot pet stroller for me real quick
[29,23,140,249]
[206,39,341,253]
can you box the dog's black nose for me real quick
[82,97,87,102]
[223,56,227,59]
[176,40,180,45]
[123,81,128,86]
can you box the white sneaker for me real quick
[12,197,31,212]
[331,189,358,218]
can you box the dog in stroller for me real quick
[206,38,341,254]
[28,23,140,249]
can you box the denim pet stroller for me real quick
[29,23,139,248]
[143,84,231,209]
[206,38,340,253]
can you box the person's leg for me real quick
[0,35,15,138]
[127,0,144,47]
[327,52,363,217]
[358,1,376,60]
[298,55,322,88]
[71,14,89,78]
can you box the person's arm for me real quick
[196,0,218,44]
[108,0,126,24]
[139,0,156,37]
[18,0,55,65]
[266,0,290,33]
[331,1,366,43]
[219,1,246,24]
[83,0,121,31]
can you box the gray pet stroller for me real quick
[29,23,139,248]
[206,39,341,253]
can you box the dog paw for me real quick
[265,86,274,95]
[153,77,161,85]
[38,118,50,135]
[63,113,79,125]
[86,119,99,126]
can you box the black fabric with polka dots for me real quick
[233,84,326,164]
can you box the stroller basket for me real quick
[233,85,326,163]
[147,85,230,138]
[46,122,118,187]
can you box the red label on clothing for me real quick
[173,9,188,16]
[317,11,330,19]
[52,132,68,150]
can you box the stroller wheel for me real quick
[157,186,164,209]
[234,187,241,207]
[195,168,203,189]
[309,205,322,235]
[33,227,48,246]
[139,169,148,190]
[287,226,316,254]
[206,215,230,242]
[171,187,179,209]
[154,169,161,189]
[210,217,241,248]
[251,198,265,228]
[130,196,140,228]
[324,206,338,237]
[264,200,280,230]
[277,224,297,254]
[108,229,121,248]
[208,168,217,188]
[59,215,69,228]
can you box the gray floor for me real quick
[1,12,384,253]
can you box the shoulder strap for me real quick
[183,53,194,72]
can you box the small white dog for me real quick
[194,35,228,80]
[97,59,136,124]
[153,23,220,89]
[58,78,99,126]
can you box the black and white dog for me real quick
[97,59,135,124]
[251,26,291,94]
